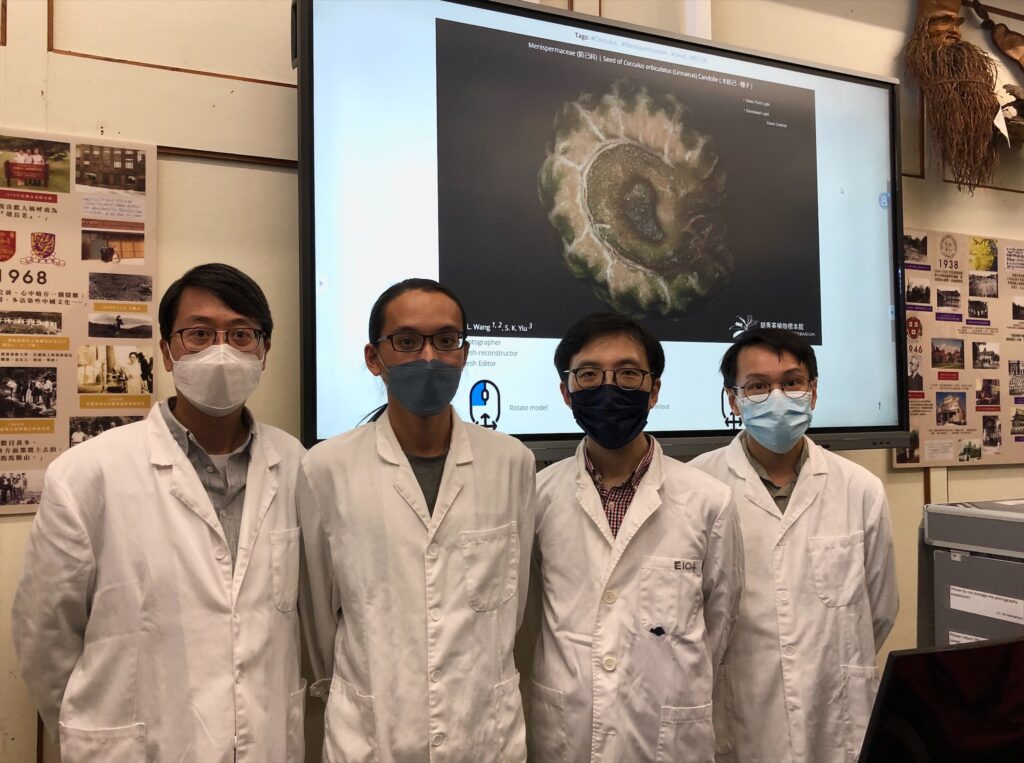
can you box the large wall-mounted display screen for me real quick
[299,0,907,453]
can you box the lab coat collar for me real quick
[374,407,473,466]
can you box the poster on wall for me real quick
[0,129,156,514]
[895,228,1024,468]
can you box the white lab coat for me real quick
[689,436,899,763]
[298,410,537,762]
[527,438,743,763]
[11,405,307,763]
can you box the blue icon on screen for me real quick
[469,380,500,430]
[878,192,890,209]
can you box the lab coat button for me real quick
[430,607,442,621]
[784,645,795,657]
[602,656,617,672]
[427,543,440,559]
[430,669,442,682]
[206,465,216,474]
[431,733,445,747]
[215,547,227,560]
[778,589,790,602]
[602,590,617,605]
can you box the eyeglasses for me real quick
[172,327,265,353]
[732,377,812,403]
[375,331,466,353]
[566,366,654,391]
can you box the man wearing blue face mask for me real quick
[690,328,899,763]
[526,313,743,762]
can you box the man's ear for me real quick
[726,387,742,417]
[160,339,174,373]
[560,381,572,408]
[810,379,818,411]
[648,377,661,410]
[365,343,384,378]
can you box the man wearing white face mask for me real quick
[12,264,308,763]
[690,328,898,763]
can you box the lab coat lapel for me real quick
[147,406,224,540]
[428,414,470,539]
[608,440,665,570]
[778,437,827,536]
[573,440,615,546]
[376,411,431,530]
[725,435,782,519]
[233,425,281,599]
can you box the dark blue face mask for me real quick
[569,384,651,450]
[384,359,462,417]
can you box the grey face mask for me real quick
[384,359,462,417]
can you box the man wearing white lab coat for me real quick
[690,328,898,763]
[527,313,743,762]
[12,264,307,763]
[299,279,536,761]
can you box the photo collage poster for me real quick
[896,228,1024,468]
[0,129,156,514]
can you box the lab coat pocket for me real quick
[287,678,307,763]
[639,556,702,635]
[807,532,866,607]
[270,526,301,612]
[527,679,568,763]
[458,522,519,611]
[493,672,526,761]
[58,722,146,763]
[326,677,378,763]
[655,704,714,763]
[840,664,879,760]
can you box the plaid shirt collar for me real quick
[584,435,655,537]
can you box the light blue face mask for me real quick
[737,389,813,454]
[383,359,462,417]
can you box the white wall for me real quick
[2,0,1022,760]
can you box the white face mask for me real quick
[171,344,263,417]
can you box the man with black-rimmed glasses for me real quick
[13,263,307,763]
[524,312,743,762]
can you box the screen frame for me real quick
[296,0,910,457]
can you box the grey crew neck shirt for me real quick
[405,451,448,516]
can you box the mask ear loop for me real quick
[721,388,743,431]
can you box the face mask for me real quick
[383,359,462,417]
[569,385,650,450]
[737,389,813,454]
[172,344,263,417]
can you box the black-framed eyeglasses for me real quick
[172,327,265,353]
[565,366,654,391]
[374,330,466,353]
[731,377,812,404]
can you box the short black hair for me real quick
[158,264,273,341]
[553,313,665,380]
[719,328,818,388]
[367,278,467,343]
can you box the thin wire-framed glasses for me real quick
[375,331,466,353]
[173,327,265,353]
[566,366,653,391]
[732,377,811,403]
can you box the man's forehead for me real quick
[571,333,649,366]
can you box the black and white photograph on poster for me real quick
[895,429,920,464]
[1013,296,1024,321]
[1010,360,1024,395]
[936,287,961,309]
[976,378,1000,406]
[931,338,964,369]
[0,310,61,336]
[0,470,43,507]
[87,312,152,339]
[1011,407,1024,436]
[908,354,924,391]
[0,367,57,418]
[77,346,154,394]
[982,415,1001,450]
[88,272,152,302]
[938,233,958,261]
[968,299,988,319]
[972,341,1000,370]
[903,233,927,264]
[81,230,145,263]
[69,415,143,446]
[935,391,967,426]
[968,271,998,298]
[957,439,982,462]
[0,135,71,193]
[968,237,998,272]
[435,20,822,342]
[75,144,146,193]
[907,277,931,306]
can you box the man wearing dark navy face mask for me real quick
[524,313,743,762]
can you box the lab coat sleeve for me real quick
[296,464,339,699]
[516,454,539,631]
[701,490,744,672]
[863,482,899,651]
[10,473,95,735]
